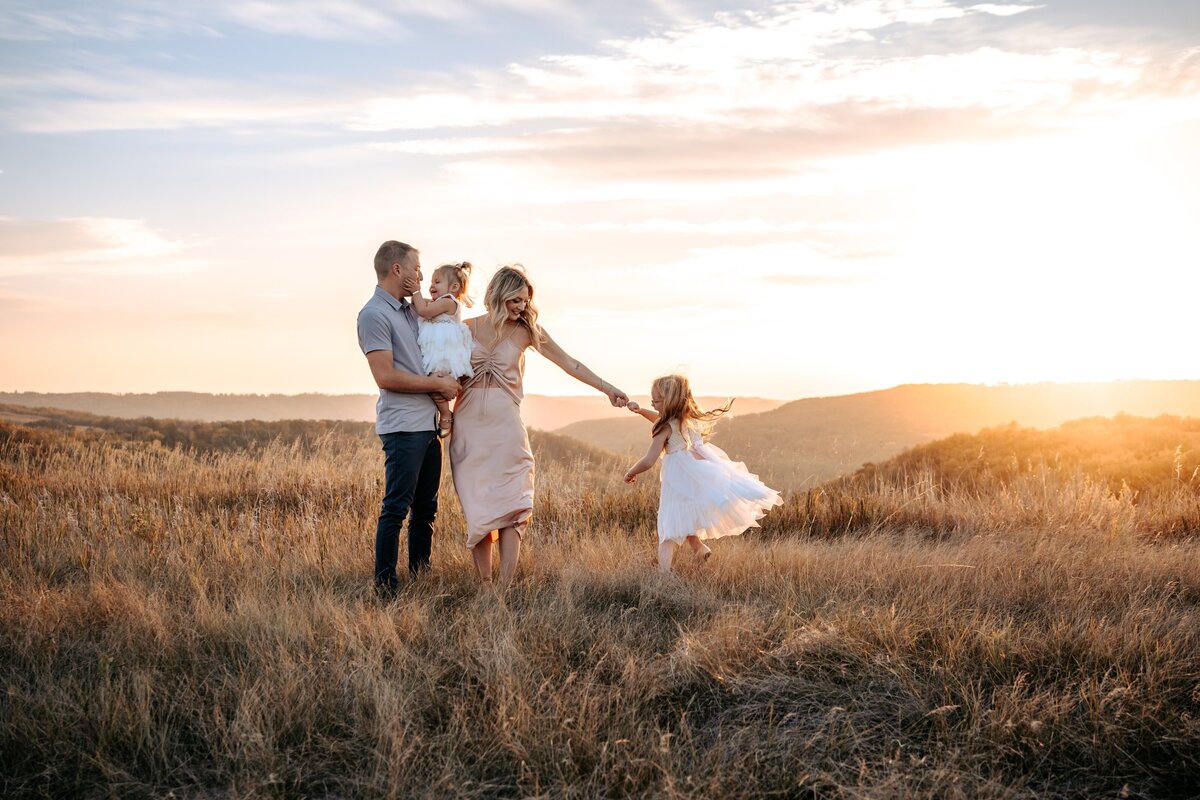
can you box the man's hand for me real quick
[432,374,460,399]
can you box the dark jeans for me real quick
[375,430,441,588]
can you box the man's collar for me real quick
[374,284,408,311]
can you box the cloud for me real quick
[0,0,599,42]
[535,218,827,235]
[0,65,352,132]
[4,0,1197,210]
[763,273,867,286]
[967,3,1042,18]
[0,1,473,42]
[0,216,203,276]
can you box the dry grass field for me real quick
[2,415,1199,798]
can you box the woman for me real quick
[449,264,629,584]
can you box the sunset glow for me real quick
[1,1,1198,398]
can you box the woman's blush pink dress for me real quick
[449,324,535,547]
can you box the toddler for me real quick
[411,262,475,437]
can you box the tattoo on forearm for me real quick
[573,360,582,372]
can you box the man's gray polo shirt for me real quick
[357,286,437,435]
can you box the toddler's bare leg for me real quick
[658,540,676,572]
[432,371,454,437]
[434,395,453,437]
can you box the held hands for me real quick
[626,401,640,413]
[603,383,629,408]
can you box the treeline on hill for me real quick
[0,403,624,469]
[843,414,1200,496]
[0,404,373,454]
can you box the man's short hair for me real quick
[374,241,418,280]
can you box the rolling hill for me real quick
[838,413,1200,495]
[0,391,782,434]
[0,402,621,472]
[559,380,1200,491]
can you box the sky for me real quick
[1,0,1198,400]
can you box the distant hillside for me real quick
[528,395,782,432]
[560,380,1200,491]
[0,391,782,433]
[839,414,1200,496]
[0,392,377,424]
[0,402,618,472]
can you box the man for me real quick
[357,240,460,595]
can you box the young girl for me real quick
[624,374,782,572]
[411,262,475,437]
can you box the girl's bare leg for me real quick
[433,372,454,437]
[686,535,712,561]
[658,541,676,572]
[498,526,521,585]
[472,537,494,582]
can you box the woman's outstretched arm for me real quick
[538,328,629,407]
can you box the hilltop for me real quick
[0,402,621,471]
[841,413,1200,496]
[0,391,782,434]
[562,380,1200,490]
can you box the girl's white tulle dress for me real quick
[658,420,783,544]
[417,296,474,378]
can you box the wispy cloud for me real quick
[0,0,496,42]
[6,0,1192,149]
[532,218,892,237]
[0,216,204,276]
[0,0,623,42]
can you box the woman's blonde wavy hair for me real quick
[651,374,733,441]
[484,264,543,349]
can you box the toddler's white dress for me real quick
[417,296,474,379]
[658,420,782,544]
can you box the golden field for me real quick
[1,412,1199,799]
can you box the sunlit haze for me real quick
[2,1,1198,398]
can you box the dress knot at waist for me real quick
[461,364,521,417]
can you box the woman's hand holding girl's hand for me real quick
[604,385,629,408]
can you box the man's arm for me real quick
[365,350,459,395]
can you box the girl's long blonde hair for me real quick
[651,374,733,441]
[484,264,543,349]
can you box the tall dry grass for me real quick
[2,426,1199,798]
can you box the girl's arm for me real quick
[411,289,459,320]
[624,428,669,483]
[625,401,659,424]
[538,328,629,407]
